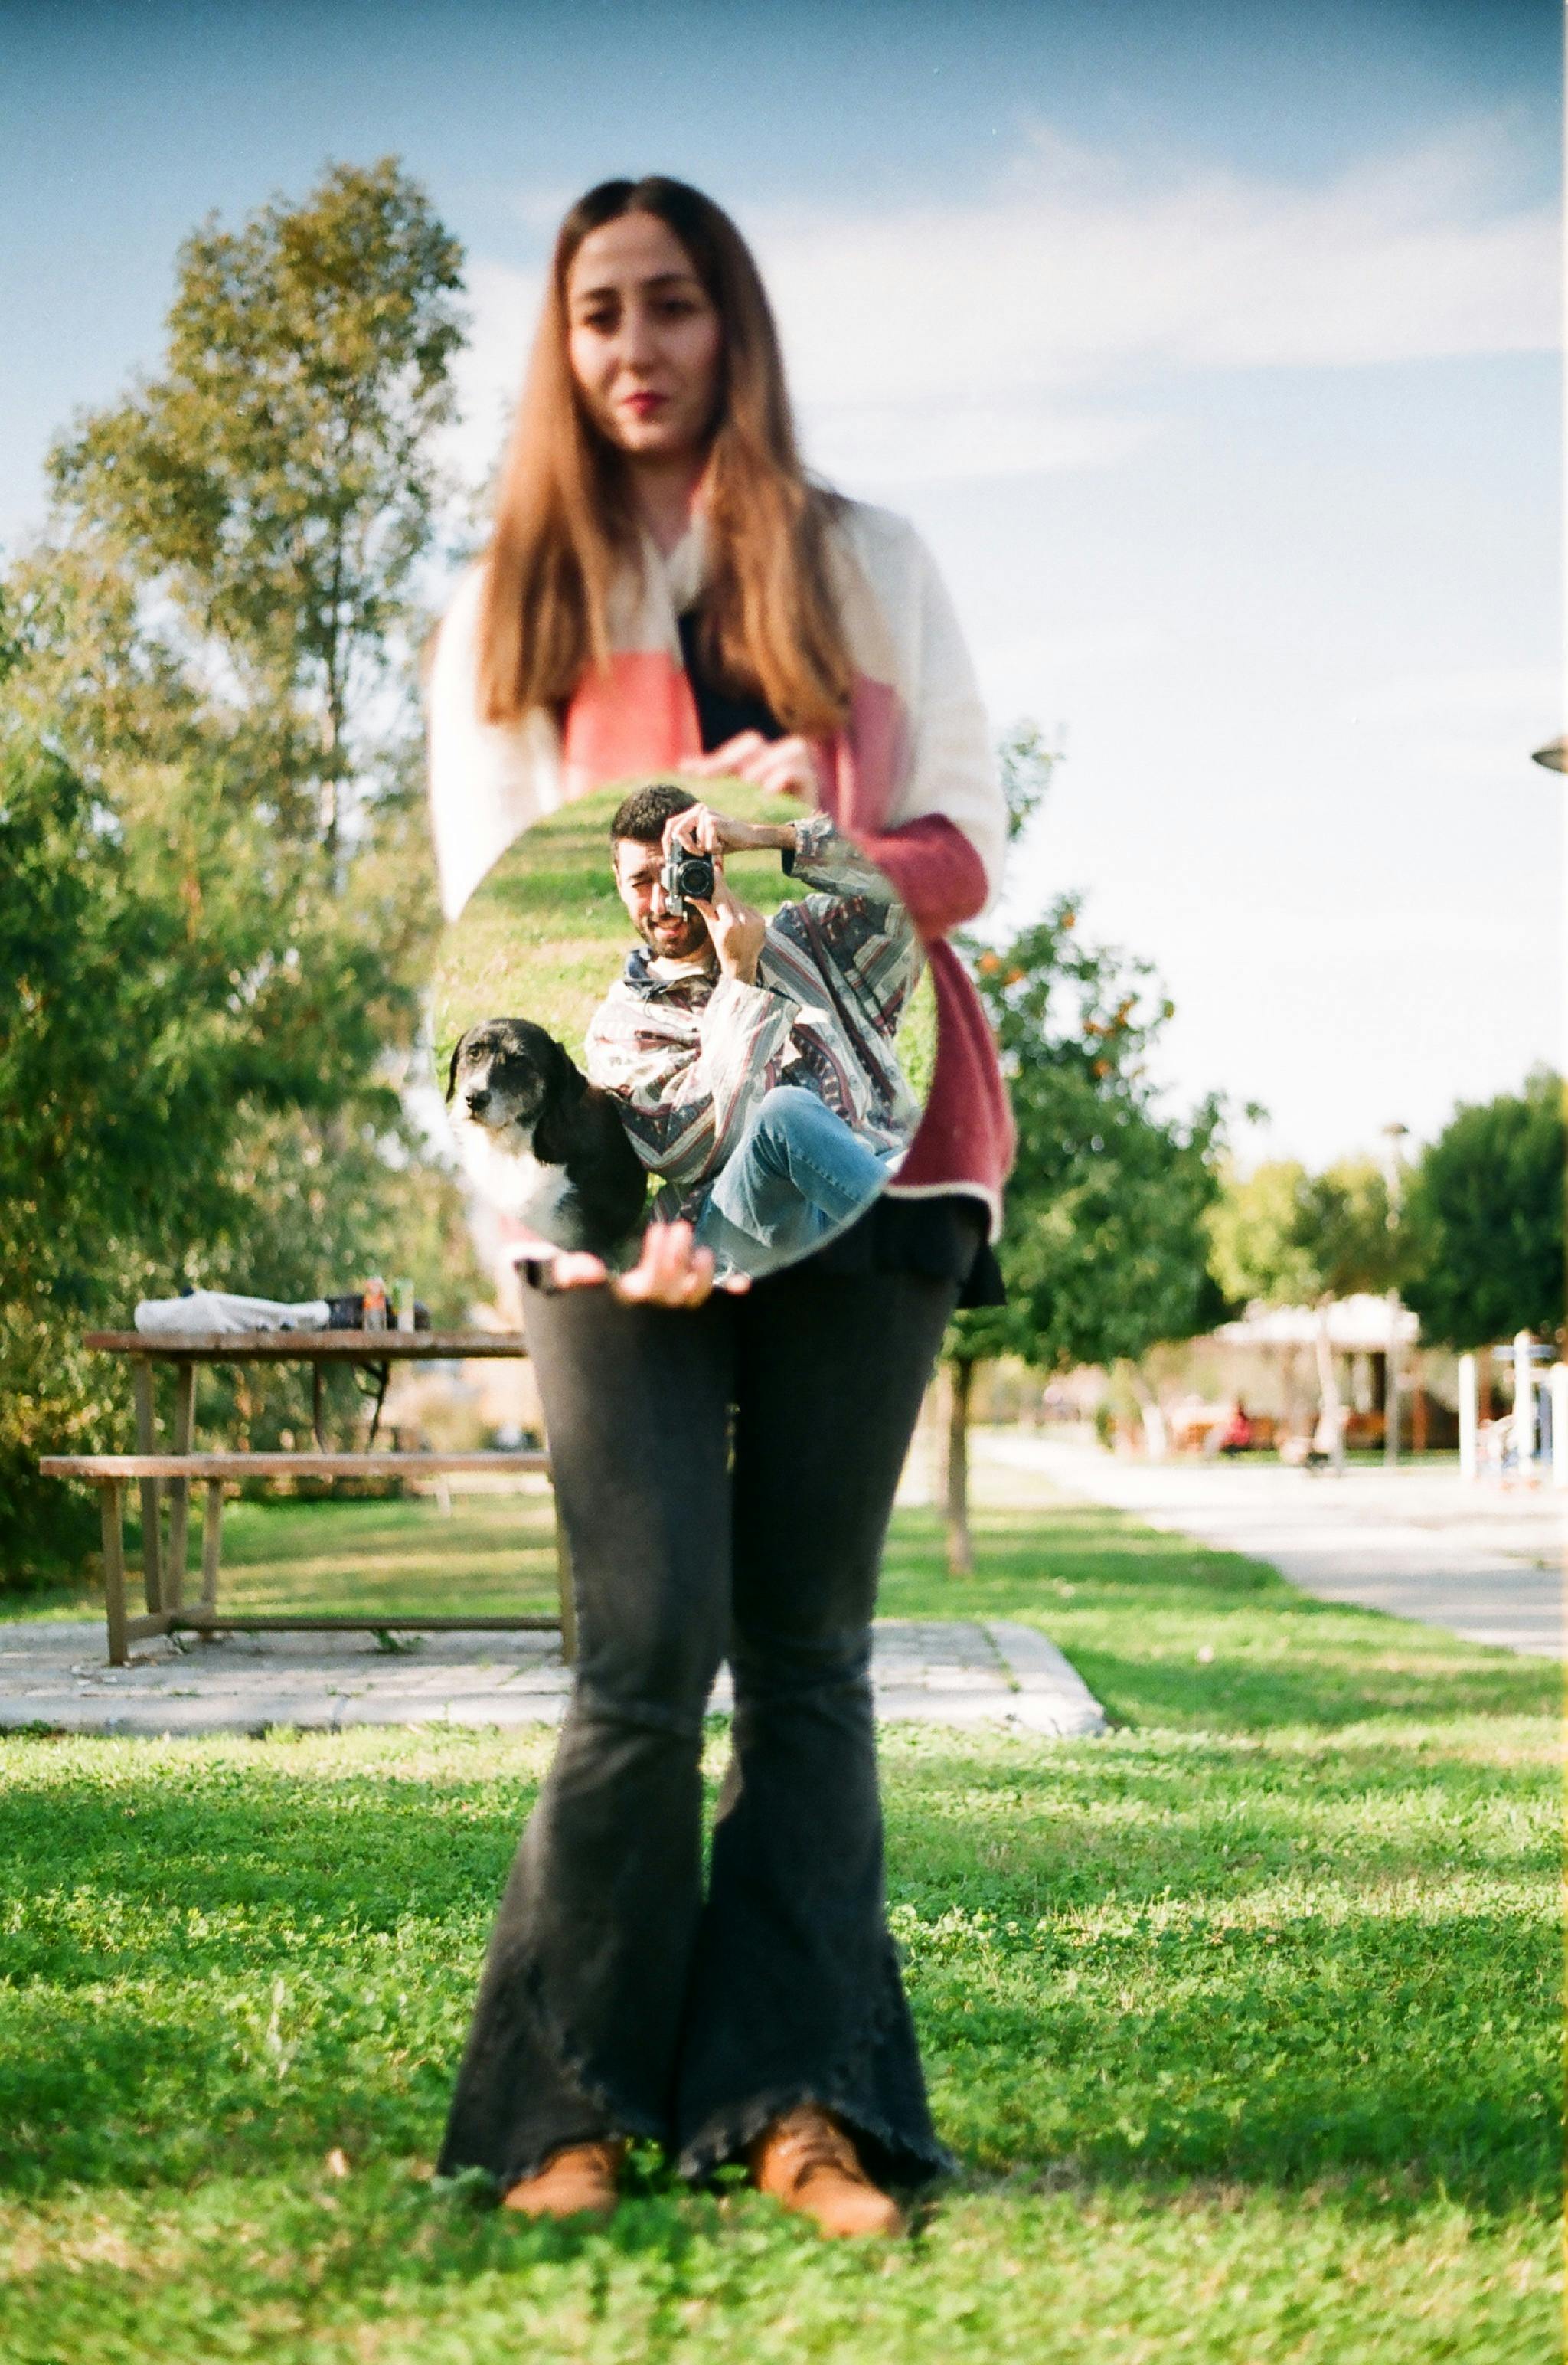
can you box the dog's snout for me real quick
[466,1086,491,1115]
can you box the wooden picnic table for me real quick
[60,1329,571,1663]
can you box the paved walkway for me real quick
[979,1434,1564,1657]
[0,1617,1106,1740]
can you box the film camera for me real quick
[659,844,716,917]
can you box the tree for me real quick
[1207,1156,1397,1307]
[0,690,482,1579]
[938,730,1224,1572]
[1401,1069,1565,1349]
[0,161,482,1586]
[48,158,465,856]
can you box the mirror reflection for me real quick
[432,777,933,1280]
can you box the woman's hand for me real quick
[687,731,821,803]
[616,1222,749,1305]
[544,1222,750,1307]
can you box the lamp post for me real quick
[1380,1122,1409,1466]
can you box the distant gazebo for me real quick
[1214,1294,1419,1357]
[1208,1293,1426,1450]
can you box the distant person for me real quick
[1218,1402,1253,1456]
[426,176,1010,2237]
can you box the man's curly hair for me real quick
[609,781,698,849]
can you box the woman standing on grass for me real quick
[426,175,1011,2237]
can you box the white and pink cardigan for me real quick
[425,497,1014,1234]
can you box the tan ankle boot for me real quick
[749,2105,906,2239]
[501,2138,626,2221]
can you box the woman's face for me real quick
[565,211,724,465]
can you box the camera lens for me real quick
[679,852,715,901]
[658,848,715,917]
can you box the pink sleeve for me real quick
[850,812,990,941]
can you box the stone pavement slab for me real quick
[0,1617,1105,1740]
[979,1434,1564,1658]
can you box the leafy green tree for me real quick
[1207,1162,1318,1309]
[0,728,326,1570]
[1207,1156,1397,1309]
[49,157,465,855]
[0,702,480,1580]
[1402,1069,1565,1348]
[0,160,482,1587]
[939,730,1224,1571]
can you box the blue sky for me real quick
[2,0,1560,1167]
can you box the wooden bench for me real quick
[39,1452,573,1667]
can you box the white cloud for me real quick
[797,398,1155,486]
[753,121,1555,446]
[452,121,1557,492]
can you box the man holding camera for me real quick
[586,780,922,1272]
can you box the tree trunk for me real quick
[321,547,347,866]
[320,691,343,866]
[945,1358,974,1577]
[1411,1368,1429,1453]
[1125,1361,1168,1459]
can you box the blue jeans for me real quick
[694,1086,894,1274]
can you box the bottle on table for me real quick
[362,1277,388,1333]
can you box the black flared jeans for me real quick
[436,1259,959,2192]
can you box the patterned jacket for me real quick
[583,810,923,1220]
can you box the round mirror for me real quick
[430,777,934,1281]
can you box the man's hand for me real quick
[662,802,789,982]
[694,872,767,985]
[687,731,821,803]
[665,802,796,860]
[544,1222,750,1306]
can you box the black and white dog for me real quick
[445,1019,647,1258]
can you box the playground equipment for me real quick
[1458,1333,1566,1487]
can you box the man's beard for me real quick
[639,908,711,963]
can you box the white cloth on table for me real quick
[132,1292,330,1335]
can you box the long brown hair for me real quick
[475,176,853,736]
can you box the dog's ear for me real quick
[550,1035,588,1102]
[445,1035,465,1104]
[531,1036,588,1166]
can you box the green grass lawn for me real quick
[0,1469,1559,2362]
